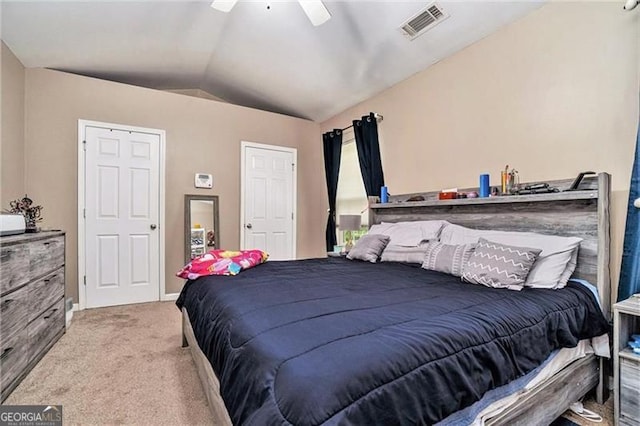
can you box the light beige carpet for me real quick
[4,301,212,425]
[4,301,614,425]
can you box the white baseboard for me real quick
[69,297,176,315]
[162,293,180,301]
[66,303,80,326]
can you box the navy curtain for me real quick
[323,129,343,252]
[618,113,640,301]
[353,112,385,197]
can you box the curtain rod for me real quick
[340,112,384,132]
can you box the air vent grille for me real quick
[400,3,449,40]
[428,5,443,20]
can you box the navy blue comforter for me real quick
[176,258,608,425]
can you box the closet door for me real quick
[84,126,160,308]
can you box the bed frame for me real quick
[181,172,611,425]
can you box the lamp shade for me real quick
[339,215,361,231]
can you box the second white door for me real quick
[242,143,296,260]
[84,125,161,308]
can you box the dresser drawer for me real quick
[29,268,65,322]
[28,236,64,280]
[620,357,640,422]
[29,299,64,364]
[0,328,30,397]
[0,244,29,295]
[0,284,30,341]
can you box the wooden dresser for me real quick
[0,231,65,401]
[613,297,640,425]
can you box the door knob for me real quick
[150,224,157,230]
[246,223,252,229]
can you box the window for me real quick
[336,131,368,245]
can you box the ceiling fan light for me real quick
[298,0,331,26]
[210,0,238,13]
[623,0,639,10]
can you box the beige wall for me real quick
[24,69,326,301]
[322,2,639,304]
[1,41,26,206]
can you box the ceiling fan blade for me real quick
[298,0,331,26]
[210,0,238,13]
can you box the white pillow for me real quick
[374,220,448,247]
[368,223,395,235]
[558,247,580,287]
[439,224,582,289]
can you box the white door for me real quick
[84,126,160,308]
[242,143,296,260]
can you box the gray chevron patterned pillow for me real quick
[462,238,542,291]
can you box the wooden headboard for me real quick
[369,173,611,318]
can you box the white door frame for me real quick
[240,141,297,259]
[77,119,167,310]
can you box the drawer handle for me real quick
[43,275,56,283]
[1,347,13,360]
[43,242,51,246]
[44,308,58,319]
[2,299,13,308]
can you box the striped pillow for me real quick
[381,245,429,264]
[462,238,542,291]
[421,242,476,277]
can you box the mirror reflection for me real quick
[185,195,219,263]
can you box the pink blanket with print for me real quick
[176,249,269,280]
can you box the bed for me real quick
[178,173,611,425]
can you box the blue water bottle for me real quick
[380,186,389,203]
[479,174,490,198]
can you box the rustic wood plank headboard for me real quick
[369,173,611,318]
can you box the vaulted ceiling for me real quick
[1,1,544,122]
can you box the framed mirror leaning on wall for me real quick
[184,195,220,263]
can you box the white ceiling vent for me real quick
[400,3,449,40]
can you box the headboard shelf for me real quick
[370,189,597,209]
